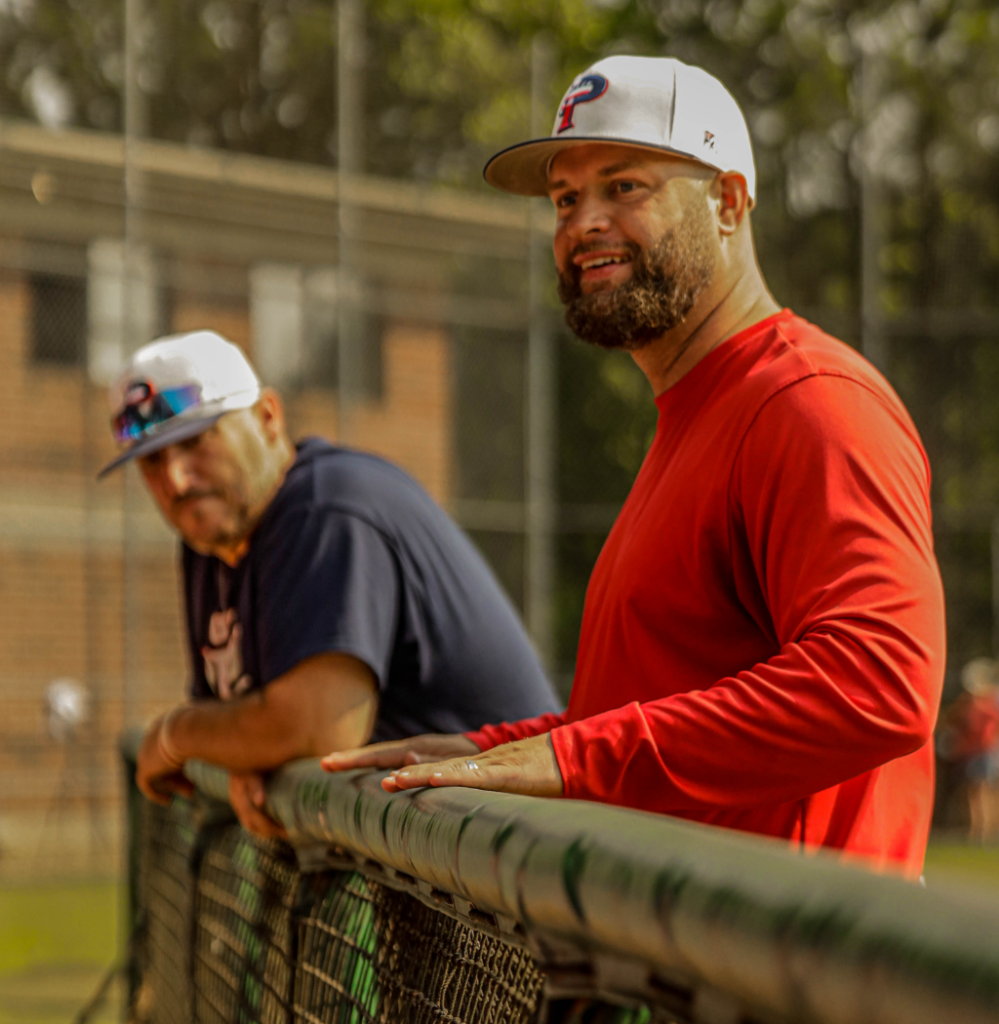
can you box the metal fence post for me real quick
[858,51,887,373]
[337,0,364,445]
[526,33,555,671]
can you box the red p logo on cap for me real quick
[556,74,609,133]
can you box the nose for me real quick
[159,445,195,496]
[562,189,613,242]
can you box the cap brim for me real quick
[484,136,720,197]
[96,413,224,480]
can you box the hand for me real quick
[136,714,194,806]
[381,734,564,798]
[321,733,481,772]
[229,772,288,840]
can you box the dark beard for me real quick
[557,212,715,351]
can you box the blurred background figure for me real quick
[939,658,999,842]
[45,678,90,746]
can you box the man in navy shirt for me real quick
[101,330,558,835]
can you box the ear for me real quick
[254,388,287,443]
[712,171,751,236]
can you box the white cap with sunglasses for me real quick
[484,54,756,202]
[99,331,261,479]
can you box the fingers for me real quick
[170,775,196,799]
[382,755,489,793]
[137,774,172,805]
[229,774,288,840]
[322,735,481,773]
[403,736,481,765]
[236,800,288,840]
[137,771,193,806]
[379,736,563,799]
[321,740,413,772]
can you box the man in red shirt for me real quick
[323,56,945,876]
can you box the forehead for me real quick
[546,143,706,191]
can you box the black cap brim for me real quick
[96,413,224,480]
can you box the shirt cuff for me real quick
[464,727,496,752]
[550,702,651,804]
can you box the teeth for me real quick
[581,256,627,270]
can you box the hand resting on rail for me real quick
[322,733,564,798]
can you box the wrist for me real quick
[157,706,188,769]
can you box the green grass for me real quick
[0,880,119,974]
[0,847,992,1022]
[0,880,120,1024]
[924,841,999,890]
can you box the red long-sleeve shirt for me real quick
[468,311,945,877]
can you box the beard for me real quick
[557,207,716,351]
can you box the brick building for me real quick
[0,120,534,878]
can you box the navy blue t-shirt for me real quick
[183,438,560,740]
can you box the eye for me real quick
[613,180,639,195]
[179,433,206,452]
[553,192,576,209]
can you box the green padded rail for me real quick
[122,727,999,1024]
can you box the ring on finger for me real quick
[465,760,479,771]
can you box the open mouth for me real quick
[579,255,631,271]
[175,492,221,511]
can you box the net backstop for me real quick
[121,730,999,1024]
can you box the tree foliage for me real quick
[4,0,999,676]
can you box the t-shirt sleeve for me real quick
[255,506,400,687]
[550,374,946,810]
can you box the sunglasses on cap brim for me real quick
[112,384,203,445]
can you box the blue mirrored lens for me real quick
[112,384,202,444]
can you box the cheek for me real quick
[142,474,172,513]
[552,227,573,270]
[616,211,659,252]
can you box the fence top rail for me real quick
[122,727,999,1024]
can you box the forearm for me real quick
[168,685,374,774]
[553,625,942,812]
[165,695,312,772]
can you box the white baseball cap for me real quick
[98,330,261,478]
[484,55,756,202]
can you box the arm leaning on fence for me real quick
[122,728,999,1024]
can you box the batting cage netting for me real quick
[134,796,548,1024]
[122,731,999,1024]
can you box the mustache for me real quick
[172,490,222,510]
[565,241,640,272]
[569,240,640,260]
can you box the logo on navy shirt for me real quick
[556,74,609,133]
[203,607,252,699]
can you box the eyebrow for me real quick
[547,160,646,193]
[597,160,644,176]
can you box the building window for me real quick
[30,272,87,366]
[250,262,383,400]
[305,308,384,402]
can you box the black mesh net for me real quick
[295,872,543,1024]
[134,793,197,1024]
[129,791,689,1024]
[194,826,298,1024]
